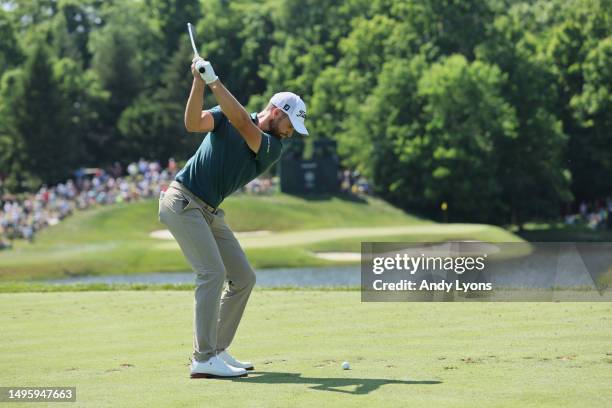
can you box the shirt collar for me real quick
[251,112,281,141]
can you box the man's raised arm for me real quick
[195,59,262,153]
[184,58,216,133]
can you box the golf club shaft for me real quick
[187,22,199,58]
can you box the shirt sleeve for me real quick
[207,105,225,132]
[255,132,283,171]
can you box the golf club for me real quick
[187,22,207,75]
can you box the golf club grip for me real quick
[195,60,206,73]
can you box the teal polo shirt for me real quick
[175,105,283,208]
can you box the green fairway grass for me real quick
[0,194,521,281]
[515,222,612,242]
[1,290,610,407]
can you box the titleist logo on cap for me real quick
[270,91,309,135]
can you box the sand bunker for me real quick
[313,252,361,261]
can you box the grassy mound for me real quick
[0,193,520,280]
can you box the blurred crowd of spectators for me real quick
[565,200,612,230]
[241,177,276,195]
[0,159,178,249]
[0,158,282,250]
[340,169,372,195]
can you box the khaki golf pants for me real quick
[158,181,256,362]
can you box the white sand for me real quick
[312,252,361,261]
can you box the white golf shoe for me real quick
[218,350,255,371]
[190,355,248,379]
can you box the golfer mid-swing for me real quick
[159,57,308,378]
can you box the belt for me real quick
[168,181,218,214]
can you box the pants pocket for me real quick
[160,188,213,225]
[180,194,215,225]
[160,189,189,215]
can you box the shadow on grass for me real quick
[231,371,442,394]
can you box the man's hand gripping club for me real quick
[191,57,218,85]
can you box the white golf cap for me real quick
[270,92,309,135]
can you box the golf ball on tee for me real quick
[342,361,350,370]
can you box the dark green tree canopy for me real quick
[0,0,609,224]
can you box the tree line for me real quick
[0,0,610,225]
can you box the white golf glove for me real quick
[194,58,218,84]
